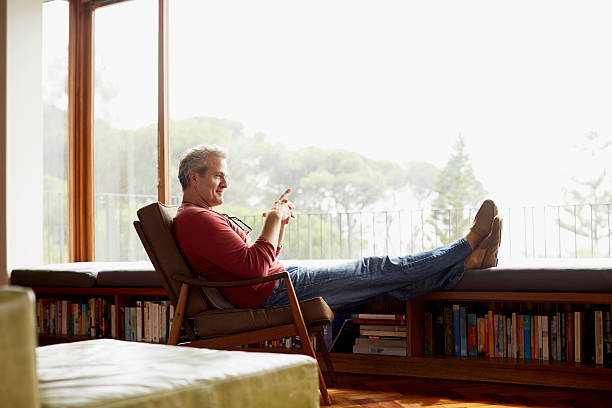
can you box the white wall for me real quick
[0,0,43,284]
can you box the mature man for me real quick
[173,144,501,310]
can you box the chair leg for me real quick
[283,277,331,405]
[168,283,188,345]
[315,330,337,386]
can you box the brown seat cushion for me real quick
[193,297,333,338]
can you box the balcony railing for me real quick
[44,192,612,263]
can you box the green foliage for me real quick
[429,135,487,244]
[560,132,612,255]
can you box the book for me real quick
[359,324,406,331]
[567,312,574,362]
[136,301,143,342]
[467,313,477,357]
[360,329,407,337]
[477,317,485,357]
[434,310,445,356]
[561,312,567,362]
[556,312,562,361]
[551,315,558,361]
[355,337,406,348]
[484,315,489,358]
[352,344,407,356]
[534,315,539,360]
[493,313,499,358]
[444,305,454,356]
[488,310,494,359]
[604,311,612,367]
[353,318,408,326]
[542,315,549,361]
[460,306,467,357]
[424,313,433,355]
[453,305,460,357]
[575,311,583,363]
[530,315,535,360]
[595,310,603,365]
[512,312,517,359]
[519,315,525,359]
[351,314,405,320]
[524,314,531,360]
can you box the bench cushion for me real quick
[37,339,318,408]
[451,258,612,292]
[10,263,100,287]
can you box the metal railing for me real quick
[43,192,612,263]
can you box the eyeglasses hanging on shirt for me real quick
[222,214,253,234]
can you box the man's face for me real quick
[191,155,228,207]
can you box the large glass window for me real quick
[94,0,158,261]
[42,0,69,263]
[169,0,612,259]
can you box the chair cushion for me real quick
[193,297,334,338]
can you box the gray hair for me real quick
[178,144,228,191]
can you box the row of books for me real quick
[37,298,112,338]
[36,298,175,344]
[424,305,612,365]
[351,313,407,356]
[122,300,175,343]
[260,336,303,349]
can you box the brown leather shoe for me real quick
[478,215,502,269]
[470,199,498,238]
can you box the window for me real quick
[42,0,69,263]
[93,0,158,261]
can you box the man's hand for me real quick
[263,188,295,224]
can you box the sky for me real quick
[44,0,612,209]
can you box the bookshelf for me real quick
[32,287,612,390]
[327,291,612,391]
[32,286,170,345]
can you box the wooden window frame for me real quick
[67,0,169,261]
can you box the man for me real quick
[173,144,501,310]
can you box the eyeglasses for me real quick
[222,214,253,234]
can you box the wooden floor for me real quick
[325,374,612,407]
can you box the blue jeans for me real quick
[261,238,472,310]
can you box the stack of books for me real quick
[351,313,407,356]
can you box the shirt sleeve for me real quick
[182,211,277,280]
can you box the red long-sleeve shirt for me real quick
[173,203,283,308]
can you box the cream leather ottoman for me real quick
[1,286,319,408]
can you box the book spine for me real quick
[551,315,557,361]
[512,312,517,359]
[575,311,582,363]
[424,312,433,355]
[524,314,531,360]
[567,311,574,362]
[460,306,467,357]
[604,310,612,367]
[595,310,603,365]
[477,317,485,358]
[351,314,406,320]
[542,315,549,361]
[484,315,489,358]
[453,305,460,357]
[493,313,499,358]
[561,312,567,362]
[519,315,525,359]
[111,304,116,338]
[434,310,445,356]
[444,305,453,356]
[136,300,143,342]
[488,310,494,359]
[468,313,477,358]
[531,316,540,360]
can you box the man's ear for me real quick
[188,170,198,186]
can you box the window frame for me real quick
[66,0,169,261]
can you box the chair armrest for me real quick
[171,272,288,288]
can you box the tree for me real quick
[429,135,487,245]
[560,131,612,256]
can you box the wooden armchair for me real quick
[134,202,336,405]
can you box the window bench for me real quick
[10,259,612,391]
